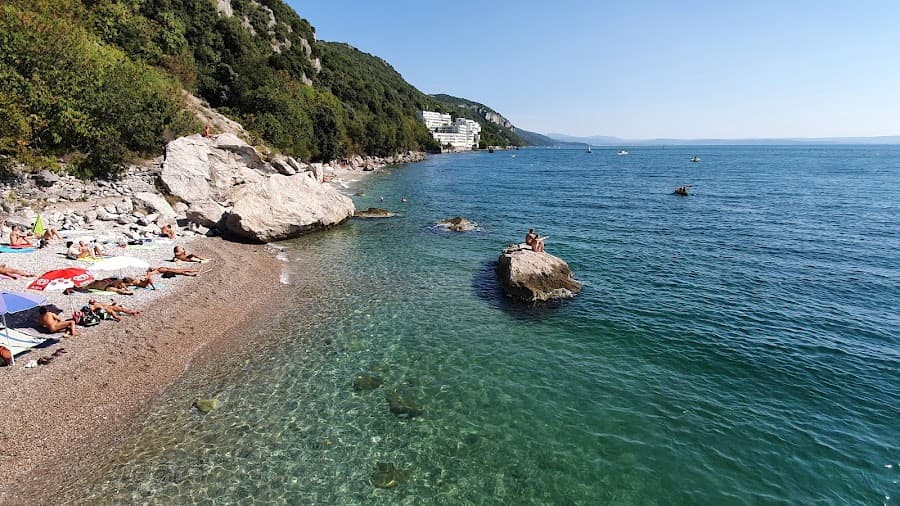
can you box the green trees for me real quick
[0,2,196,178]
[0,0,523,179]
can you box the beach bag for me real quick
[78,306,101,327]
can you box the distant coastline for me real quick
[545,133,900,146]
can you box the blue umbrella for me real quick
[0,291,47,366]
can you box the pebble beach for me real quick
[0,234,287,503]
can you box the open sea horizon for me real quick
[65,145,898,504]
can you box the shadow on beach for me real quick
[472,259,571,321]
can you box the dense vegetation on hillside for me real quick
[0,0,527,179]
[430,94,525,148]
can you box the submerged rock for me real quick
[370,462,409,489]
[353,207,395,218]
[352,374,384,391]
[437,216,475,232]
[386,391,423,418]
[193,398,222,413]
[496,246,582,302]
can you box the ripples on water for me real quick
[67,146,899,504]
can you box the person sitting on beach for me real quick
[532,235,546,253]
[173,245,207,263]
[81,277,134,295]
[525,229,537,248]
[123,273,156,290]
[9,226,33,246]
[0,264,34,278]
[149,266,200,278]
[88,299,140,321]
[42,227,62,242]
[39,306,79,337]
[90,240,109,257]
[65,241,81,260]
[160,224,175,240]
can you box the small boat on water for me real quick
[690,156,701,162]
[587,145,592,154]
[617,150,629,156]
[673,184,693,196]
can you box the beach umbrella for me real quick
[27,268,94,292]
[32,215,45,237]
[90,256,150,272]
[0,291,46,366]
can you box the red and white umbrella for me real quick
[27,268,94,292]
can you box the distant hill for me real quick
[516,129,557,146]
[430,94,525,147]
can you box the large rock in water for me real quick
[496,246,582,302]
[225,174,354,242]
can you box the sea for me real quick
[68,146,898,504]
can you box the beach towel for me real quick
[88,289,122,295]
[0,328,50,357]
[0,246,36,253]
[54,253,103,263]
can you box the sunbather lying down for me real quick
[123,274,156,290]
[148,266,200,278]
[79,277,133,295]
[38,306,79,337]
[173,245,209,263]
[88,299,140,321]
[0,264,34,278]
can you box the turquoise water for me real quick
[68,146,898,504]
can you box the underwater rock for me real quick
[193,398,222,413]
[386,391,423,418]
[437,216,475,232]
[352,374,384,391]
[353,207,395,218]
[370,462,409,489]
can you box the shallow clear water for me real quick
[69,146,899,504]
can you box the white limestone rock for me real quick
[225,174,354,243]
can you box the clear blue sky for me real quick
[286,0,900,139]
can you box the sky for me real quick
[286,0,900,139]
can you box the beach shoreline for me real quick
[0,237,287,503]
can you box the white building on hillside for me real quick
[418,111,481,151]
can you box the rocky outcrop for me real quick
[436,216,475,232]
[225,174,354,242]
[496,246,582,302]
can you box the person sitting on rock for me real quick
[9,226,33,246]
[88,299,140,321]
[160,224,176,240]
[525,229,537,248]
[173,245,207,263]
[0,264,34,278]
[532,235,546,253]
[149,266,200,278]
[38,306,79,337]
